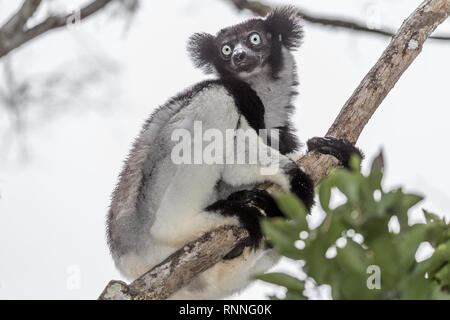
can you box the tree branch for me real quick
[99,225,249,300]
[1,0,42,36]
[226,0,450,42]
[0,0,114,59]
[99,0,450,300]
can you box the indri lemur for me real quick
[107,6,361,299]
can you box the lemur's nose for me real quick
[233,50,247,64]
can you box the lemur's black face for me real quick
[188,6,303,79]
[215,20,271,76]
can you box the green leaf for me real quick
[422,210,450,245]
[335,240,369,276]
[258,272,307,300]
[336,273,378,300]
[431,285,450,300]
[397,193,424,228]
[349,153,362,172]
[361,216,390,244]
[285,291,307,300]
[332,170,363,204]
[261,219,302,260]
[396,224,428,271]
[423,210,440,224]
[273,192,308,229]
[375,190,403,216]
[426,240,450,277]
[368,151,384,191]
[400,193,424,211]
[375,189,423,228]
[257,272,305,292]
[371,235,400,289]
[398,273,433,300]
[434,264,450,286]
[318,179,332,213]
[261,152,450,300]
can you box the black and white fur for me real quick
[107,7,361,299]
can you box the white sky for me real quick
[0,0,449,299]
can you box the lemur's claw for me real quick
[307,136,363,168]
[223,242,246,260]
[207,190,283,260]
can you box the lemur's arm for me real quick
[307,136,364,168]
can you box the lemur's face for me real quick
[188,6,303,79]
[215,21,271,76]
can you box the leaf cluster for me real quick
[259,153,450,300]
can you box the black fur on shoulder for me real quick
[221,77,265,131]
[187,32,217,74]
[264,6,304,50]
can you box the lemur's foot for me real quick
[284,163,315,211]
[206,190,283,259]
[307,136,363,168]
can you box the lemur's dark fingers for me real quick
[223,242,246,260]
[307,136,364,168]
[227,189,284,218]
[206,190,282,255]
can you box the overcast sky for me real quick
[0,0,449,299]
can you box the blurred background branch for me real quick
[2,0,449,63]
[1,0,108,58]
[0,0,137,160]
[225,0,450,41]
[0,0,448,159]
[0,0,139,59]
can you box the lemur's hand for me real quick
[207,190,283,259]
[307,136,364,169]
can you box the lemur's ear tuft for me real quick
[187,32,217,74]
[264,6,303,50]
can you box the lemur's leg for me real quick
[205,129,315,259]
[307,136,364,168]
[207,163,314,259]
[150,162,237,247]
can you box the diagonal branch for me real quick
[1,0,42,36]
[99,0,450,300]
[0,0,114,59]
[226,0,450,42]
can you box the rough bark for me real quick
[99,225,249,300]
[99,0,450,300]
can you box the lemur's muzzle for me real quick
[232,50,247,65]
[232,49,259,73]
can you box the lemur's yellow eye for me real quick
[222,45,232,56]
[249,33,261,45]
